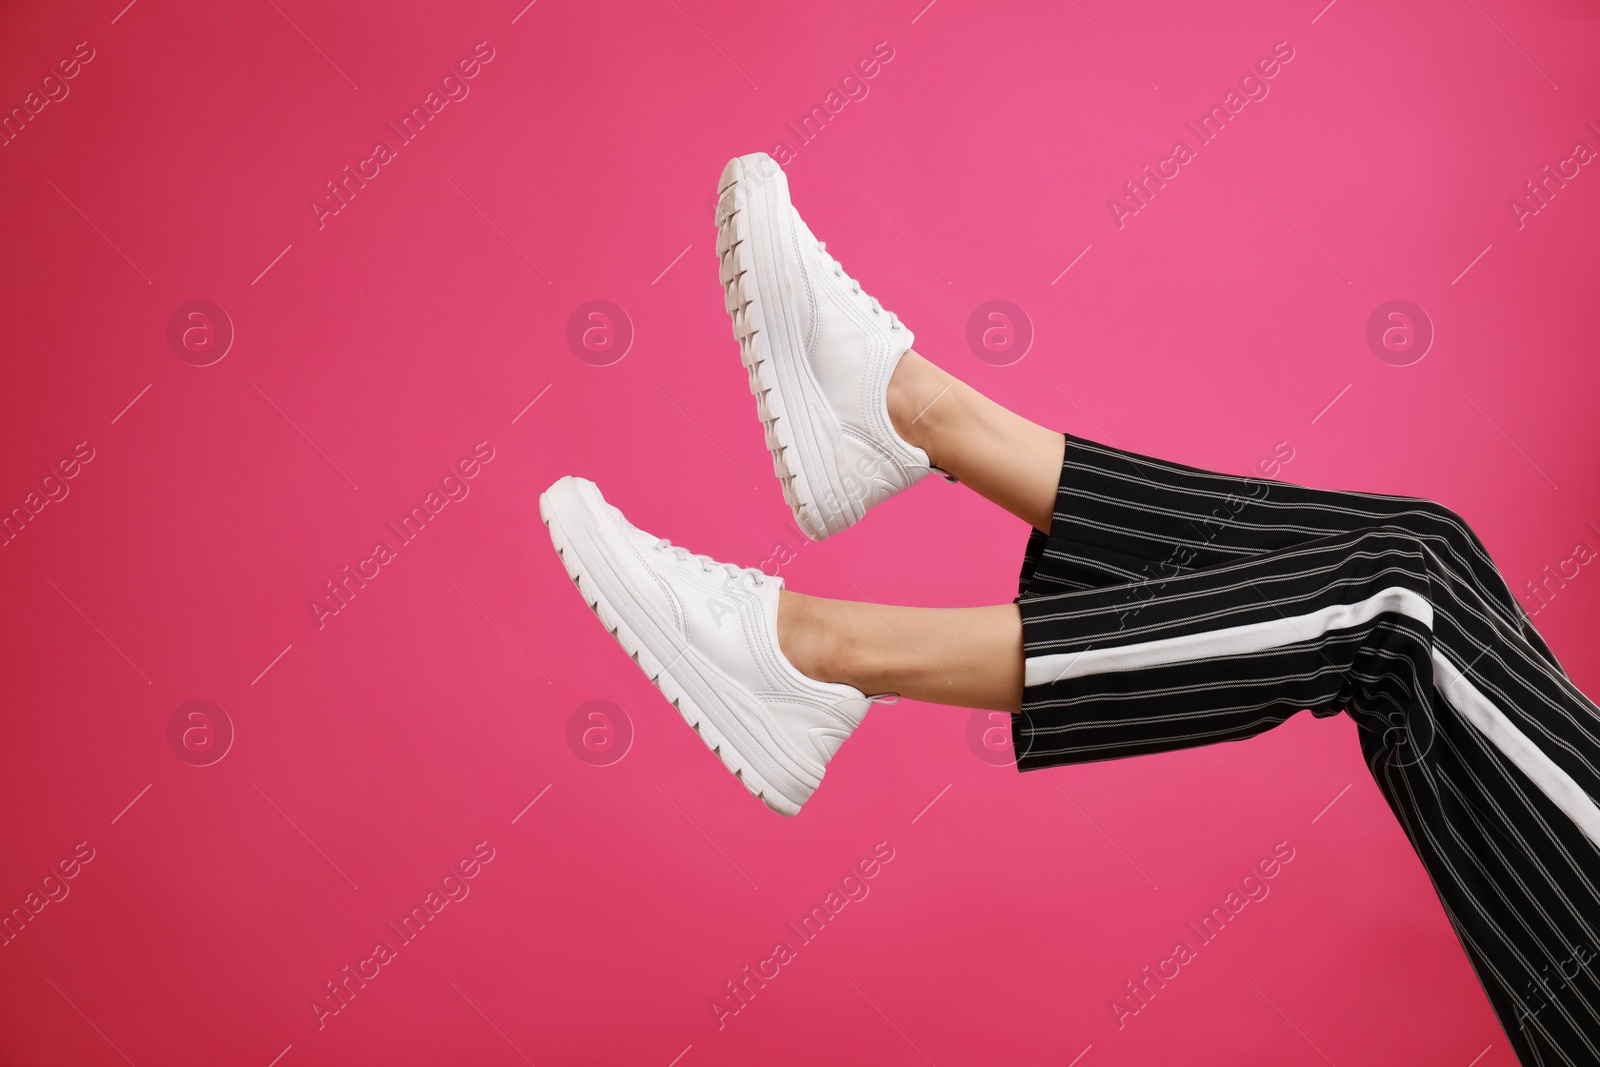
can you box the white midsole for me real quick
[725,157,858,536]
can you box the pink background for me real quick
[3,0,1598,1063]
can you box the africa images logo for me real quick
[1107,41,1297,229]
[709,842,897,1029]
[309,841,497,1029]
[308,42,497,230]
[166,300,234,366]
[966,300,1033,366]
[166,700,234,767]
[1365,300,1433,367]
[308,442,496,630]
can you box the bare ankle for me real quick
[887,350,960,468]
[777,591,852,685]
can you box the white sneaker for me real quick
[540,476,880,816]
[716,152,932,541]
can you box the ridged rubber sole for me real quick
[716,155,829,542]
[540,483,803,817]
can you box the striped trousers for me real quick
[1011,434,1600,1066]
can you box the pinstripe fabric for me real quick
[1012,435,1600,1066]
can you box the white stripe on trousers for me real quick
[1026,584,1600,851]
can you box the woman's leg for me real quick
[874,348,1560,680]
[760,348,1051,711]
[780,347,1563,716]
[777,348,1564,717]
[884,349,1064,533]
[778,592,1023,711]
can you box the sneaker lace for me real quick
[654,539,768,587]
[815,241,901,332]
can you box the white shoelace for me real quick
[654,539,768,587]
[815,241,901,332]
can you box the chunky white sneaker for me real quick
[540,476,878,816]
[716,152,932,541]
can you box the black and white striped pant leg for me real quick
[1011,442,1600,1066]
